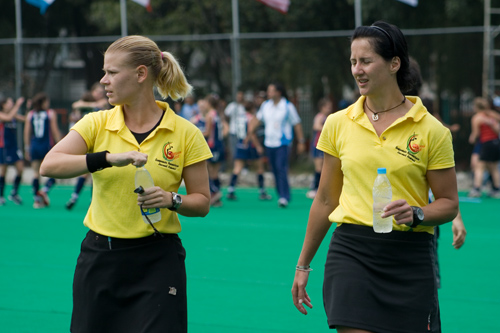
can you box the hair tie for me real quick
[160,52,164,60]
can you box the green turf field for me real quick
[0,185,499,332]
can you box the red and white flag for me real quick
[131,0,152,12]
[257,0,290,14]
[396,0,418,6]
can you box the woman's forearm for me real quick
[422,197,459,227]
[40,152,89,178]
[175,193,210,218]
[297,200,334,266]
[425,167,459,226]
[40,130,90,178]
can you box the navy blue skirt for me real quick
[71,230,187,333]
[323,224,440,333]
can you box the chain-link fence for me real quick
[0,31,485,172]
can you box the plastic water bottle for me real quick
[134,166,161,224]
[373,168,392,233]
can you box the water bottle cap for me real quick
[377,168,387,174]
[134,186,145,194]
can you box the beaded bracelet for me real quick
[296,265,313,272]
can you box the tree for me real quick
[0,0,486,106]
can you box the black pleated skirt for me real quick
[70,230,187,333]
[323,224,441,333]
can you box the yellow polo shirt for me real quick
[317,96,455,233]
[72,101,212,238]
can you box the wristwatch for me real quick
[169,192,182,211]
[410,206,424,228]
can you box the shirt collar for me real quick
[268,97,286,107]
[105,101,176,132]
[404,96,427,122]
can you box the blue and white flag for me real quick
[396,0,418,6]
[25,0,55,14]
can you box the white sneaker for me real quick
[259,192,272,201]
[306,190,317,199]
[489,190,500,199]
[468,189,481,198]
[8,194,23,205]
[210,191,223,206]
[278,198,288,208]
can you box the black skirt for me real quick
[70,230,187,333]
[323,224,440,333]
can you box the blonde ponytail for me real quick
[157,51,193,101]
[105,36,192,101]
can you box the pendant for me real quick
[372,113,379,121]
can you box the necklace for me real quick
[365,96,406,121]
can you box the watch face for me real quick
[173,193,182,207]
[416,208,424,220]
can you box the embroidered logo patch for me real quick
[155,142,182,170]
[394,133,426,163]
[162,142,181,161]
[406,133,425,155]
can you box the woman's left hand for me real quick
[297,142,306,155]
[136,186,172,209]
[292,270,313,315]
[381,199,413,226]
[452,218,467,249]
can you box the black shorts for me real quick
[30,144,51,161]
[323,224,440,333]
[71,230,187,333]
[234,143,259,160]
[0,147,22,164]
[209,145,225,164]
[479,139,500,162]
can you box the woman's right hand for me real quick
[15,97,25,107]
[256,145,264,156]
[291,270,313,315]
[106,151,148,167]
[24,148,30,162]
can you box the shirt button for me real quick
[95,235,99,240]
[382,137,387,140]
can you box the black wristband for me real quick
[86,151,111,173]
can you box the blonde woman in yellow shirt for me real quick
[41,35,212,333]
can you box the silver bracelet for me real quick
[296,265,313,272]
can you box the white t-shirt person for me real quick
[257,97,301,148]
